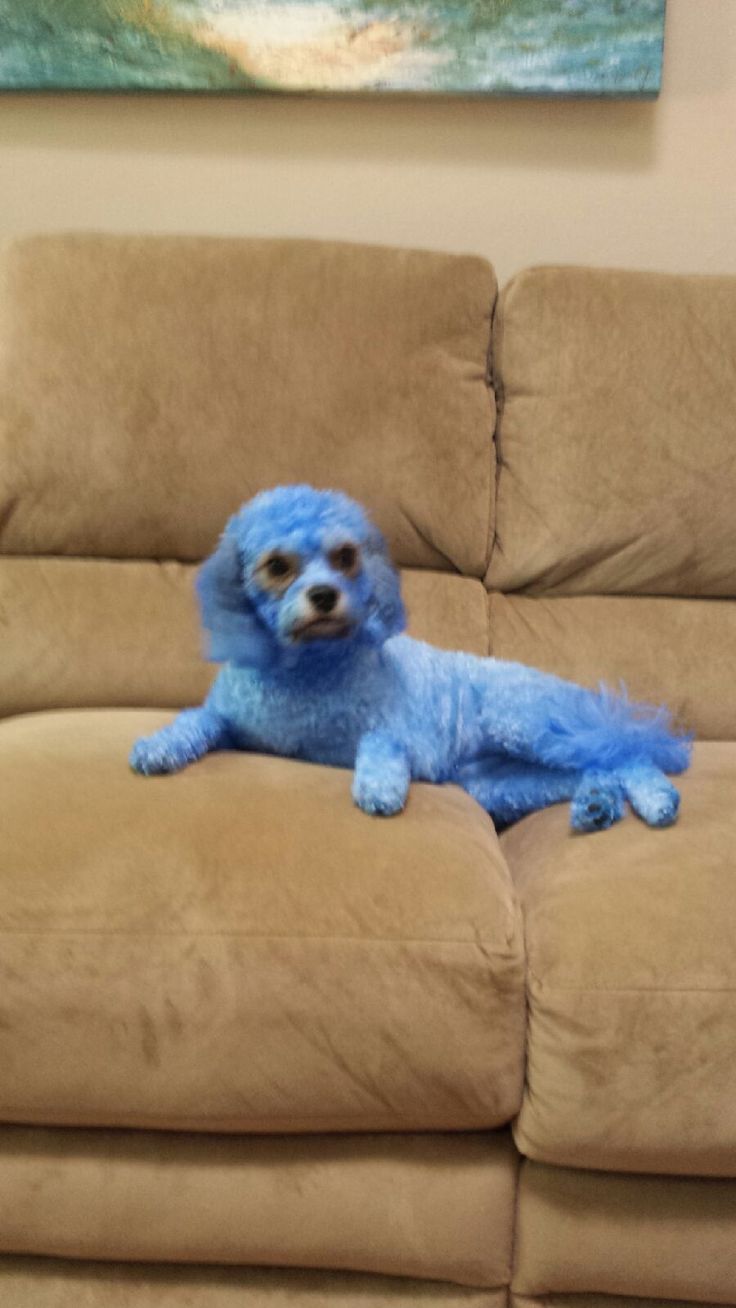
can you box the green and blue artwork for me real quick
[0,1,666,95]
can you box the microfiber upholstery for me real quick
[502,742,736,1176]
[0,558,214,718]
[513,1300,725,1308]
[0,1260,506,1308]
[0,709,525,1135]
[0,1127,517,1289]
[513,1162,736,1303]
[489,266,736,597]
[0,234,496,574]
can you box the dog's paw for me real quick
[625,770,681,828]
[129,731,186,776]
[352,776,406,817]
[570,775,625,834]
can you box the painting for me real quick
[0,1,666,96]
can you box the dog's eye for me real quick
[331,544,359,575]
[266,555,291,579]
[258,552,299,589]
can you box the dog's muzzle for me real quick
[290,585,353,642]
[308,585,339,614]
[291,616,353,642]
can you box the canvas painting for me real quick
[0,1,666,96]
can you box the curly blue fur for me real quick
[130,485,692,833]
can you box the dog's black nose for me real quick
[308,585,339,615]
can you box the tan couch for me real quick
[0,234,734,1307]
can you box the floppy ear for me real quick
[196,530,275,668]
[363,528,406,646]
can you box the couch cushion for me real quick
[489,266,736,596]
[513,1299,723,1308]
[0,709,524,1133]
[514,1162,736,1304]
[0,1262,506,1308]
[489,592,736,740]
[0,1126,516,1288]
[0,561,489,718]
[502,742,736,1175]
[0,234,495,574]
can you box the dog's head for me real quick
[196,485,406,668]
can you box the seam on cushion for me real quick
[510,884,532,1288]
[485,282,498,578]
[487,279,504,582]
[528,974,736,994]
[508,1155,524,1296]
[0,1110,515,1127]
[0,930,519,949]
[486,589,494,658]
[486,273,531,590]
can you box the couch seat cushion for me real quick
[0,1259,506,1308]
[502,742,736,1175]
[0,1126,517,1288]
[514,1161,736,1304]
[0,709,524,1133]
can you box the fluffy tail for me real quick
[536,681,692,776]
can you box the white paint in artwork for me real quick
[197,2,347,48]
[189,0,447,90]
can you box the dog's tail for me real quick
[535,681,692,776]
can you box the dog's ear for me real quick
[363,527,406,646]
[196,530,275,668]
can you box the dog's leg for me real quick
[620,762,681,827]
[352,730,411,817]
[130,706,232,776]
[462,760,631,833]
[460,759,580,826]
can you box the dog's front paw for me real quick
[352,775,406,818]
[352,732,410,817]
[130,731,186,776]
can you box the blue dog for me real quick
[131,485,691,832]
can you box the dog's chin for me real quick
[289,617,354,645]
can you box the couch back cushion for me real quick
[489,592,736,741]
[487,265,736,739]
[489,266,736,597]
[0,234,495,575]
[0,561,490,720]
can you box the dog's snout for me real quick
[308,585,339,615]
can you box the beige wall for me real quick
[1,0,734,287]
